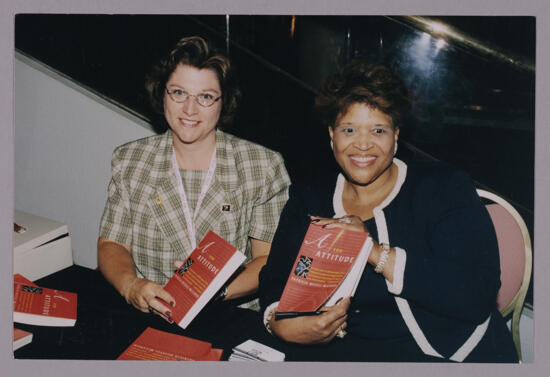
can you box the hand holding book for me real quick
[123,276,176,323]
[268,218,372,344]
[313,215,397,283]
[162,231,245,329]
[270,297,351,344]
[275,221,372,316]
[309,214,368,233]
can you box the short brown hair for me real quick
[145,36,240,130]
[315,61,411,128]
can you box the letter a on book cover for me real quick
[163,231,246,329]
[276,223,372,314]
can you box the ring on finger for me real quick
[336,327,347,339]
[148,306,154,314]
[338,217,352,224]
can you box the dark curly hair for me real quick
[315,61,411,129]
[145,36,240,131]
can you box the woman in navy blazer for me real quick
[258,61,518,362]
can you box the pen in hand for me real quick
[274,310,326,320]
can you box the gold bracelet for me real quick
[374,243,390,274]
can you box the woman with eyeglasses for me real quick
[258,61,518,362]
[97,36,290,326]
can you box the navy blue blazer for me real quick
[259,159,517,362]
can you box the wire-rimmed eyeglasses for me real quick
[165,88,222,107]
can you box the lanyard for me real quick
[171,146,217,250]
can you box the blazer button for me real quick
[155,196,162,205]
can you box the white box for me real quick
[14,210,73,281]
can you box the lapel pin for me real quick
[221,203,231,212]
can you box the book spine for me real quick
[178,251,245,329]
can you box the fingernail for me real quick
[165,311,172,317]
[170,301,175,307]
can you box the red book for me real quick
[13,280,77,327]
[14,273,37,287]
[13,328,33,351]
[276,223,372,316]
[117,327,223,361]
[163,231,246,329]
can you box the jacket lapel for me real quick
[194,130,239,241]
[147,131,194,259]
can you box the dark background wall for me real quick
[15,14,535,303]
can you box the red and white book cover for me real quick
[13,279,77,327]
[117,327,223,361]
[14,273,37,287]
[13,327,33,351]
[163,231,246,329]
[276,223,372,314]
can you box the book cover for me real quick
[276,223,371,315]
[14,273,37,287]
[163,231,246,329]
[13,328,33,351]
[117,327,222,361]
[13,280,77,327]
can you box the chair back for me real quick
[486,203,526,312]
[477,189,532,361]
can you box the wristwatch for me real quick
[215,285,228,302]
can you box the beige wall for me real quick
[14,52,155,268]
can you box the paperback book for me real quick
[14,273,37,287]
[276,223,372,318]
[117,327,223,361]
[13,328,33,351]
[163,231,246,329]
[13,278,77,327]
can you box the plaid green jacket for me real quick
[99,130,290,291]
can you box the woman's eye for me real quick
[173,89,185,96]
[372,128,387,135]
[200,93,214,100]
[341,127,356,135]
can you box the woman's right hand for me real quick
[270,297,351,344]
[123,277,176,323]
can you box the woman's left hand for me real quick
[310,215,368,234]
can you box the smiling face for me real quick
[329,102,399,188]
[164,64,222,148]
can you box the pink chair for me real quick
[477,189,532,362]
